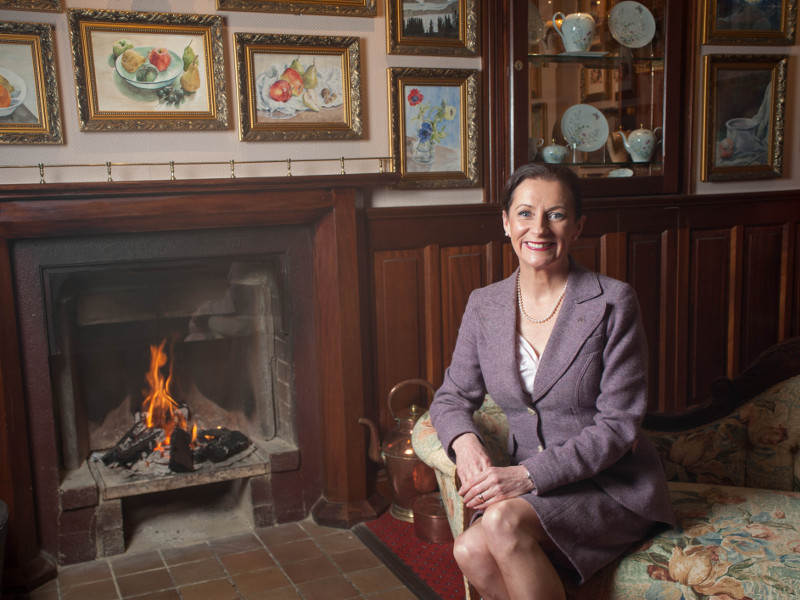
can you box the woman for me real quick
[429,163,675,600]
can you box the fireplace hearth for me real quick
[0,177,390,584]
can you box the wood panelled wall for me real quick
[364,191,800,436]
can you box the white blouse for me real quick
[516,333,540,397]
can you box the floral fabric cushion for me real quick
[574,482,800,600]
[646,375,800,492]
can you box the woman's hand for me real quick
[460,464,536,509]
[452,433,492,486]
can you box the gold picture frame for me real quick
[0,20,63,144]
[67,9,229,132]
[0,0,62,11]
[235,33,362,142]
[217,0,376,16]
[388,67,480,189]
[700,54,787,182]
[386,0,478,56]
[702,0,797,45]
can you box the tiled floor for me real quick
[22,519,418,600]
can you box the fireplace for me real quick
[0,177,391,586]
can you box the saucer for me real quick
[607,168,634,178]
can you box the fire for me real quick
[141,338,188,452]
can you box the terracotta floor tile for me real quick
[280,555,339,584]
[168,556,227,586]
[295,574,360,600]
[178,578,241,600]
[57,560,113,588]
[267,538,324,565]
[229,566,292,596]
[110,550,166,577]
[60,578,120,600]
[219,548,275,575]
[255,523,308,546]
[329,547,382,573]
[27,580,60,600]
[115,567,173,597]
[347,565,405,595]
[298,519,340,539]
[313,530,365,555]
[124,589,182,600]
[241,586,302,600]
[210,532,264,557]
[162,542,215,565]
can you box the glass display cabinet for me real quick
[503,0,688,197]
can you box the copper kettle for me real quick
[359,379,438,522]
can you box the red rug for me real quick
[353,509,464,600]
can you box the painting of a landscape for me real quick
[402,0,460,39]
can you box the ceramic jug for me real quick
[619,125,662,163]
[542,139,571,164]
[553,12,595,53]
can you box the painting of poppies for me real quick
[389,67,480,188]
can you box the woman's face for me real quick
[502,177,585,273]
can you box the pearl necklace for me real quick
[517,274,568,324]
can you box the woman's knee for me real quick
[453,525,490,569]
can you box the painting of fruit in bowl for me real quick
[0,68,27,118]
[254,53,345,123]
[67,9,228,131]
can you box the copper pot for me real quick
[412,492,453,544]
[359,379,438,522]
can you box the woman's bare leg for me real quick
[453,498,566,600]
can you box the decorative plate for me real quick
[115,47,183,90]
[608,1,656,48]
[561,104,609,153]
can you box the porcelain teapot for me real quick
[552,12,595,53]
[618,125,662,163]
[542,139,572,164]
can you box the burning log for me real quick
[168,427,194,473]
[101,419,160,468]
[200,428,250,463]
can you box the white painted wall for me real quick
[0,1,483,207]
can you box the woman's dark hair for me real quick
[500,163,583,218]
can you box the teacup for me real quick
[553,12,595,53]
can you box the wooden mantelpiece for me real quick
[0,174,395,591]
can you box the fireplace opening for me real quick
[11,225,319,563]
[44,256,293,478]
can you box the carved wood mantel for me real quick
[0,174,395,591]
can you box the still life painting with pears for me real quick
[68,9,227,131]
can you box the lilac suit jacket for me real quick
[430,260,675,525]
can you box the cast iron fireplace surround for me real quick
[0,174,393,591]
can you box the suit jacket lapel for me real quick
[532,260,606,403]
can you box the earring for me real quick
[504,231,510,237]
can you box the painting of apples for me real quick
[67,9,228,131]
[235,33,363,141]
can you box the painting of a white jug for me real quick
[552,12,595,53]
[619,125,662,163]
[725,118,758,155]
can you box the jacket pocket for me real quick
[573,334,604,407]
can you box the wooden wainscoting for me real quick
[364,191,800,437]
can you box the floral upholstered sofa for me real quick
[412,339,800,599]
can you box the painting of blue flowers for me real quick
[389,67,480,188]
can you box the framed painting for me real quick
[386,0,478,56]
[67,9,228,132]
[235,33,361,141]
[0,0,62,11]
[216,0,376,16]
[581,49,611,102]
[700,54,787,182]
[0,21,63,144]
[702,0,797,44]
[528,102,548,162]
[388,67,480,189]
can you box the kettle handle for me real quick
[387,378,436,420]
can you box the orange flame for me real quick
[141,338,188,452]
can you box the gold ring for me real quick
[479,493,484,502]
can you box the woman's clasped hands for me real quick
[452,432,535,509]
